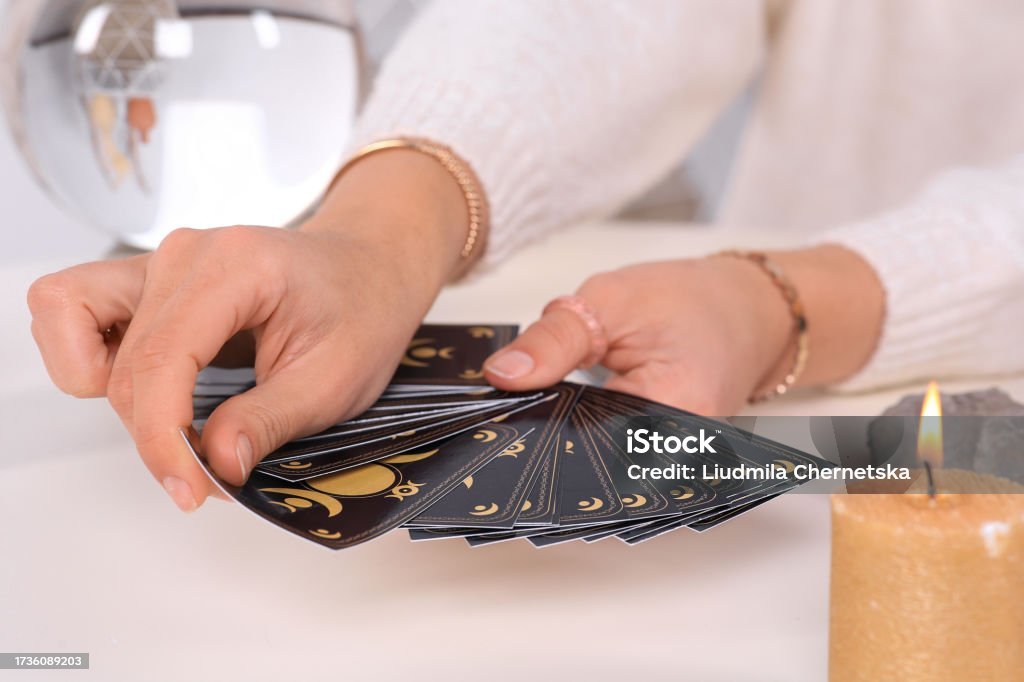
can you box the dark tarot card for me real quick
[686,492,785,533]
[574,403,677,521]
[408,384,582,529]
[184,424,521,549]
[390,324,517,386]
[580,387,831,504]
[512,422,566,527]
[578,394,723,516]
[619,516,693,544]
[365,389,536,413]
[554,410,627,527]
[256,399,542,481]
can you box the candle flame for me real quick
[917,380,943,469]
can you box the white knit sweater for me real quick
[353,0,1024,392]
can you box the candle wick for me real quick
[923,460,936,499]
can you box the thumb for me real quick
[200,356,353,486]
[484,307,597,390]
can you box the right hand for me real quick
[27,149,471,511]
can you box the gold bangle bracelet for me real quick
[716,249,810,403]
[327,138,489,280]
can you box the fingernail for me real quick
[162,476,197,512]
[235,432,253,481]
[485,350,535,379]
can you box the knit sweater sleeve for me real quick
[821,154,1024,391]
[351,0,766,266]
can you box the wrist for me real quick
[300,147,471,292]
[709,244,885,396]
[710,255,796,393]
[764,245,884,386]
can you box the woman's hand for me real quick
[483,246,885,415]
[27,149,470,511]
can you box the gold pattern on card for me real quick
[622,494,647,508]
[279,461,312,470]
[462,475,474,489]
[307,464,398,497]
[310,529,341,539]
[470,503,499,516]
[474,429,498,443]
[577,497,604,512]
[670,486,694,501]
[390,429,417,439]
[521,499,533,512]
[401,338,455,367]
[458,369,484,380]
[565,440,575,454]
[468,327,495,338]
[497,440,526,458]
[386,481,424,501]
[772,459,795,474]
[382,449,438,464]
[259,488,343,517]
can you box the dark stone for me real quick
[879,388,1024,418]
[977,417,1024,483]
[867,388,1024,485]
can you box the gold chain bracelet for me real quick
[327,138,489,280]
[716,250,810,403]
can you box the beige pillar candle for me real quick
[829,472,1024,681]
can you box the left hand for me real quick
[482,247,884,415]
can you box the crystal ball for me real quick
[1,0,362,249]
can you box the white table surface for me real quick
[3,221,1021,682]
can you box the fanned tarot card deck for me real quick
[184,324,834,550]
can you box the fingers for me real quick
[200,346,357,487]
[27,256,147,397]
[126,272,269,510]
[106,228,207,430]
[128,333,224,511]
[484,307,594,390]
